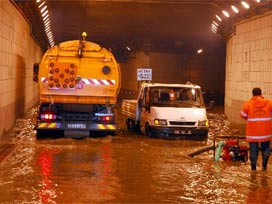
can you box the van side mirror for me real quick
[33,63,39,82]
[139,98,143,108]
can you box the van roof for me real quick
[142,82,201,89]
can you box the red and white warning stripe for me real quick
[41,77,115,85]
[41,77,48,83]
[81,78,115,85]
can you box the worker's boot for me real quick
[251,163,256,171]
[262,156,269,171]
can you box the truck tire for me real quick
[36,130,46,139]
[145,122,152,137]
[36,130,64,139]
[108,131,117,136]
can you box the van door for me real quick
[140,87,153,132]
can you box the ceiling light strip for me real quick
[36,0,55,47]
[211,0,263,34]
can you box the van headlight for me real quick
[198,120,208,127]
[154,119,167,125]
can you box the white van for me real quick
[121,82,209,139]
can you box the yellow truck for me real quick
[33,33,120,138]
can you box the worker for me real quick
[169,89,175,101]
[179,89,190,101]
[240,87,272,171]
[152,90,160,102]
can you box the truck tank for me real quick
[33,33,121,138]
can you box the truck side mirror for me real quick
[33,63,39,82]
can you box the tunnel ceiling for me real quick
[13,0,272,59]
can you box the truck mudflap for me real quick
[36,121,116,131]
[148,126,208,140]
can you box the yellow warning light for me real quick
[82,32,87,38]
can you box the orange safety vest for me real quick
[240,96,272,142]
[169,89,175,101]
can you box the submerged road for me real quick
[0,106,271,203]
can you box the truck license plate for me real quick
[67,124,86,129]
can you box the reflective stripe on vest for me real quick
[247,117,272,122]
[246,134,272,140]
[240,111,247,117]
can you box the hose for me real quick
[188,145,214,157]
[214,141,225,162]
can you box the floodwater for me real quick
[0,106,272,204]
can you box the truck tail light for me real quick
[95,113,114,122]
[40,112,57,121]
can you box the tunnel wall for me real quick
[119,50,225,103]
[225,11,272,133]
[0,1,42,138]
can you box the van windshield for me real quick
[150,86,205,108]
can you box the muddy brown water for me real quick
[0,106,271,203]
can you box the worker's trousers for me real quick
[249,141,270,169]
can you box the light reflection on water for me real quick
[0,108,271,203]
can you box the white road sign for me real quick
[137,68,152,81]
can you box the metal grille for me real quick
[169,121,195,126]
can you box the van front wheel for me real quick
[145,122,152,137]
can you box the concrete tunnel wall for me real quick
[119,51,225,102]
[225,11,272,133]
[0,1,42,138]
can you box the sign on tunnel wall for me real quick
[137,68,152,81]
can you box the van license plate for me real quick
[67,124,86,129]
[174,130,191,134]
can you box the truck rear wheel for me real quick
[36,130,64,139]
[36,130,46,139]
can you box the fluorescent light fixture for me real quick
[44,20,50,26]
[38,1,45,8]
[46,31,52,36]
[40,5,47,14]
[211,28,217,33]
[212,20,218,26]
[44,26,51,32]
[215,15,222,22]
[222,10,230,18]
[44,18,50,24]
[126,46,131,51]
[45,24,51,31]
[231,5,239,13]
[44,20,50,27]
[255,0,260,2]
[241,1,250,9]
[36,0,41,3]
[42,10,49,17]
[197,49,203,54]
[211,24,218,30]
[46,30,52,36]
[43,14,49,21]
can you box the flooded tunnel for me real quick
[0,0,272,203]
